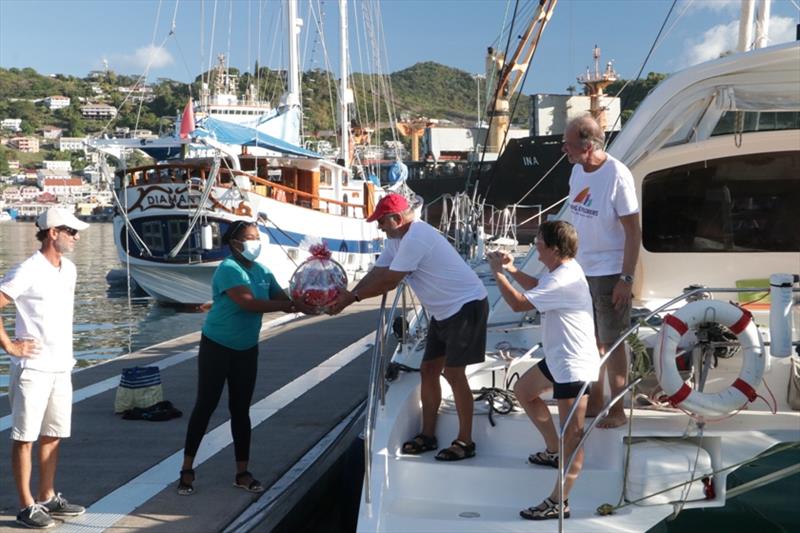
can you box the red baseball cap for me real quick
[366,193,409,222]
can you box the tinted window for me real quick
[712,111,800,136]
[642,151,799,252]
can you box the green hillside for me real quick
[0,64,660,140]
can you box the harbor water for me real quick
[0,221,205,392]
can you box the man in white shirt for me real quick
[1,208,88,529]
[329,193,489,461]
[487,220,599,520]
[563,115,641,428]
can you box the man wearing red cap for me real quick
[0,208,88,528]
[329,193,489,461]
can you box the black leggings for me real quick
[184,334,258,462]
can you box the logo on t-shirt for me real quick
[570,187,599,218]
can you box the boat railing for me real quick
[248,175,368,217]
[118,163,371,218]
[363,281,424,505]
[554,285,791,531]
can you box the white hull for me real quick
[113,172,383,304]
[359,41,800,532]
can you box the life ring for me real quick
[654,300,765,418]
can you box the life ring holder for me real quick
[654,300,766,418]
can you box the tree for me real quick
[0,149,10,176]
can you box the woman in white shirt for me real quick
[488,220,599,521]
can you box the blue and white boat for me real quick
[89,0,391,304]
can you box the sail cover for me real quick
[196,117,322,158]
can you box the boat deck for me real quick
[0,299,387,532]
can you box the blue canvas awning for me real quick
[196,117,322,158]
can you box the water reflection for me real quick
[0,221,204,390]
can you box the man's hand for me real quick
[612,279,633,310]
[327,289,356,316]
[6,338,41,358]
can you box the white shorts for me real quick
[8,366,72,442]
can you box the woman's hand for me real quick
[487,251,514,273]
[290,299,320,315]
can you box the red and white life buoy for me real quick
[654,300,765,418]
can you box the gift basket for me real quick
[289,238,347,313]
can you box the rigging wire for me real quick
[256,0,263,99]
[247,0,251,77]
[133,0,164,134]
[226,0,233,72]
[604,0,679,144]
[484,0,553,201]
[306,0,339,144]
[206,0,219,84]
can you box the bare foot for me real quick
[596,413,627,429]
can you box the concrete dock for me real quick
[0,298,390,532]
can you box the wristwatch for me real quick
[620,274,634,284]
[352,290,361,302]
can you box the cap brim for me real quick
[70,219,91,231]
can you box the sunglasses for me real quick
[57,226,79,237]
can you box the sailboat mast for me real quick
[339,0,350,168]
[285,0,301,108]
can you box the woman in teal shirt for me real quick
[178,220,307,495]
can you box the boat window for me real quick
[141,220,165,252]
[712,111,800,136]
[167,219,198,255]
[642,151,800,253]
[320,167,332,186]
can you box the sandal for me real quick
[234,471,265,493]
[177,469,195,496]
[434,439,476,461]
[401,433,438,455]
[528,449,559,468]
[520,497,570,520]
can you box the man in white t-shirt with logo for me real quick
[563,115,641,429]
[328,193,489,462]
[0,208,88,529]
[487,220,599,520]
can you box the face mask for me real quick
[238,240,262,260]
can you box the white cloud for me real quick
[682,15,796,66]
[112,45,174,73]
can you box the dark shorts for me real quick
[586,274,632,345]
[423,298,489,368]
[537,359,591,400]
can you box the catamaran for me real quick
[358,6,799,531]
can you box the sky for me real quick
[1,0,798,97]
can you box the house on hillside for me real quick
[19,185,41,201]
[38,174,88,201]
[44,96,71,110]
[8,137,40,153]
[2,186,22,203]
[58,137,86,152]
[42,160,72,172]
[1,118,22,132]
[39,125,64,140]
[81,103,117,119]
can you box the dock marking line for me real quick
[0,313,301,433]
[56,329,376,533]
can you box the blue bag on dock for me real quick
[114,366,164,413]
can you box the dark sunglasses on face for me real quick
[57,226,79,237]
